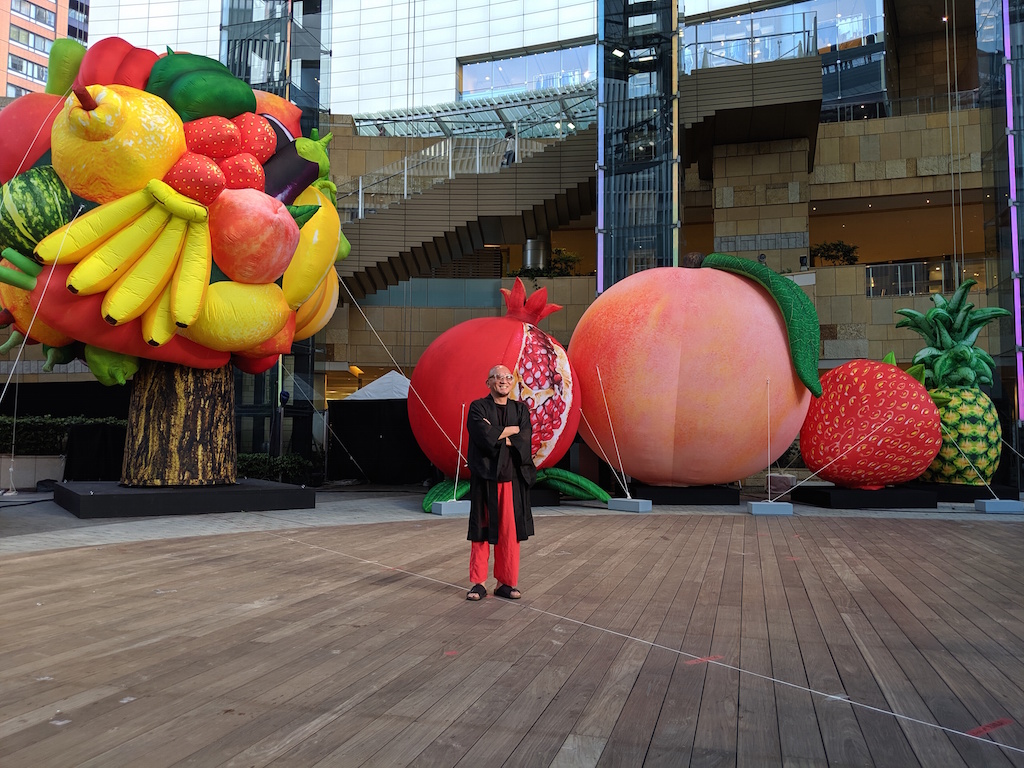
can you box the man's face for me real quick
[488,366,514,397]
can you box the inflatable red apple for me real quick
[209,188,300,283]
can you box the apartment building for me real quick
[2,0,86,97]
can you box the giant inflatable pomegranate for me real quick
[567,255,821,486]
[408,278,580,477]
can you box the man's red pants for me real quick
[469,481,519,587]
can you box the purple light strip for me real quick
[596,46,606,295]
[1004,0,1024,419]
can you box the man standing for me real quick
[465,363,536,601]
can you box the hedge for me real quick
[0,416,128,455]
[237,453,314,485]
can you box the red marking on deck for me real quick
[786,556,801,561]
[685,655,723,665]
[444,650,459,657]
[967,718,1013,736]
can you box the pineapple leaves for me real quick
[701,253,822,396]
[895,308,938,348]
[946,278,977,314]
[912,346,943,364]
[895,281,1009,390]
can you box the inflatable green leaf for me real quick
[702,253,822,397]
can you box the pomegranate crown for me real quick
[501,277,562,324]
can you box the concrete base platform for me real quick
[975,498,1024,514]
[630,483,740,506]
[54,480,316,519]
[792,485,937,509]
[748,501,793,515]
[431,499,471,516]
[607,497,652,513]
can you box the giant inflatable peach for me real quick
[567,255,821,486]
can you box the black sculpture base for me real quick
[531,486,560,506]
[54,479,316,519]
[630,483,740,506]
[791,485,937,510]
[899,481,1020,503]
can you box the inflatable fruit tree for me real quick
[800,354,942,489]
[896,279,1010,485]
[408,278,581,480]
[567,255,821,487]
[0,37,349,485]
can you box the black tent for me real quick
[327,371,433,484]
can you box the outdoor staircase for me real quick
[337,126,598,301]
[679,57,822,178]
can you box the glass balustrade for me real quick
[864,257,997,298]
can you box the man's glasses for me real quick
[490,374,514,382]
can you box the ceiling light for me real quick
[612,48,625,58]
[567,122,575,130]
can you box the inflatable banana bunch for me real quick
[34,179,211,344]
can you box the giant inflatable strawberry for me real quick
[0,37,349,485]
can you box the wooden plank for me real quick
[3,515,1024,767]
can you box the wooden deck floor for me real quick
[2,513,1024,767]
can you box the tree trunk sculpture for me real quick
[122,361,236,486]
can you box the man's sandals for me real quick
[466,584,522,600]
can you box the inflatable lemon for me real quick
[52,84,186,203]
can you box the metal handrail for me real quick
[334,127,573,224]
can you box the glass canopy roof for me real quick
[351,81,597,139]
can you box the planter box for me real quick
[0,455,66,491]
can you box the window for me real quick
[9,25,53,54]
[7,83,32,98]
[460,44,597,100]
[10,0,56,30]
[9,53,48,83]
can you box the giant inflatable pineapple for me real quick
[896,279,1010,484]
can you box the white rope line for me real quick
[578,409,630,497]
[596,365,630,499]
[0,210,81,413]
[940,422,999,499]
[264,529,1024,757]
[771,416,894,502]
[1000,435,1024,463]
[337,277,467,466]
[452,402,465,501]
[765,377,772,496]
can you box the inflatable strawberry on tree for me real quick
[0,37,348,486]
